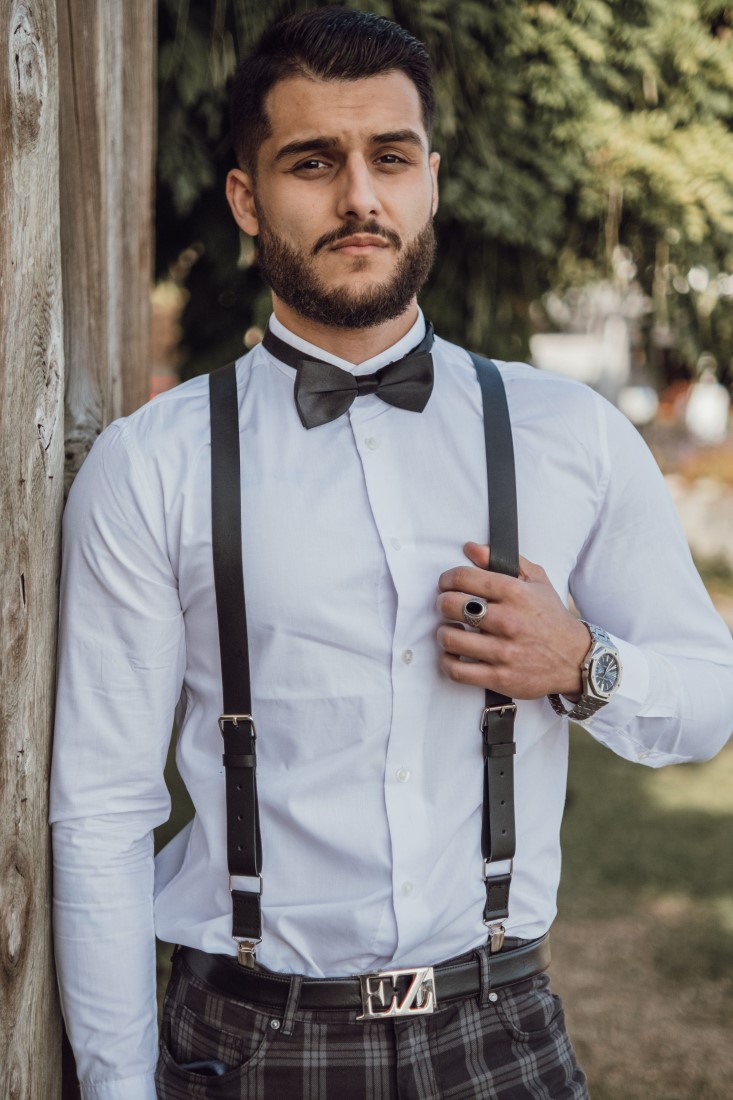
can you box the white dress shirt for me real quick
[51,310,733,1099]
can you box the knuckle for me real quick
[447,660,465,682]
[448,567,466,590]
[500,611,520,638]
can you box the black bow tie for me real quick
[262,324,435,429]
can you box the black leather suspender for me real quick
[209,351,518,964]
[210,363,262,966]
[469,353,519,946]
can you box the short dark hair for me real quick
[230,7,435,175]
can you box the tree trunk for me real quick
[0,1,64,1097]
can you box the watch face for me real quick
[591,652,620,696]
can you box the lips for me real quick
[331,234,389,252]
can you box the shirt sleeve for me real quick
[50,421,185,1097]
[568,392,733,766]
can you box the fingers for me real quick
[438,564,511,598]
[437,622,512,657]
[436,591,517,635]
[463,542,490,569]
[439,651,515,693]
[436,544,578,698]
[440,544,547,593]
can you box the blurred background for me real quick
[150,4,733,1098]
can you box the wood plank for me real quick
[55,3,156,1091]
[121,0,156,416]
[59,0,155,489]
[0,1,64,1096]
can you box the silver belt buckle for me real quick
[357,966,436,1021]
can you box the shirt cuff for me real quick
[81,1073,157,1100]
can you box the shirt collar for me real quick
[266,310,427,378]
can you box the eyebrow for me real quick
[274,136,339,162]
[371,130,425,151]
[273,128,426,163]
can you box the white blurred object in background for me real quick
[530,317,630,404]
[685,370,730,444]
[617,385,659,427]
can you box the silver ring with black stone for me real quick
[463,597,488,629]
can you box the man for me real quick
[51,8,733,1099]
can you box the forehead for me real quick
[261,71,427,153]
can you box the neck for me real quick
[271,296,419,364]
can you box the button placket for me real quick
[351,404,427,942]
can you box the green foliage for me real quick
[156,0,733,381]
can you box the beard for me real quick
[254,209,436,330]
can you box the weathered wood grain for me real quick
[0,2,64,1097]
[55,2,156,1092]
[120,0,155,416]
[58,0,155,490]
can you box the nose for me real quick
[336,155,382,222]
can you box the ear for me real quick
[226,168,259,236]
[429,151,440,216]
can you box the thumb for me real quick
[465,541,544,583]
[463,541,490,569]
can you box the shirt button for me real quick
[396,767,411,783]
[401,649,414,665]
[402,881,414,896]
[365,436,379,450]
[390,537,402,550]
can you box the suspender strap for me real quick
[210,363,262,954]
[469,353,519,931]
[208,350,520,957]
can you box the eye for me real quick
[292,158,331,173]
[376,153,409,165]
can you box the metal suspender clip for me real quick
[236,940,261,969]
[229,876,263,968]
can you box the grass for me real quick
[553,728,733,1100]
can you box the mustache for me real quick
[312,221,402,255]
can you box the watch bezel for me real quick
[587,649,622,700]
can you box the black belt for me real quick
[180,936,550,1020]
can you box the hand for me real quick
[436,542,590,700]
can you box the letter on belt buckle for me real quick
[357,966,436,1021]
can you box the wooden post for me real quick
[120,1,156,418]
[56,2,156,1093]
[58,0,155,489]
[0,1,64,1095]
[1,0,155,1095]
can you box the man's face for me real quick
[227,71,440,329]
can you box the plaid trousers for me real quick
[156,946,589,1099]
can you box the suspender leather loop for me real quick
[469,353,519,931]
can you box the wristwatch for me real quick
[548,622,622,720]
